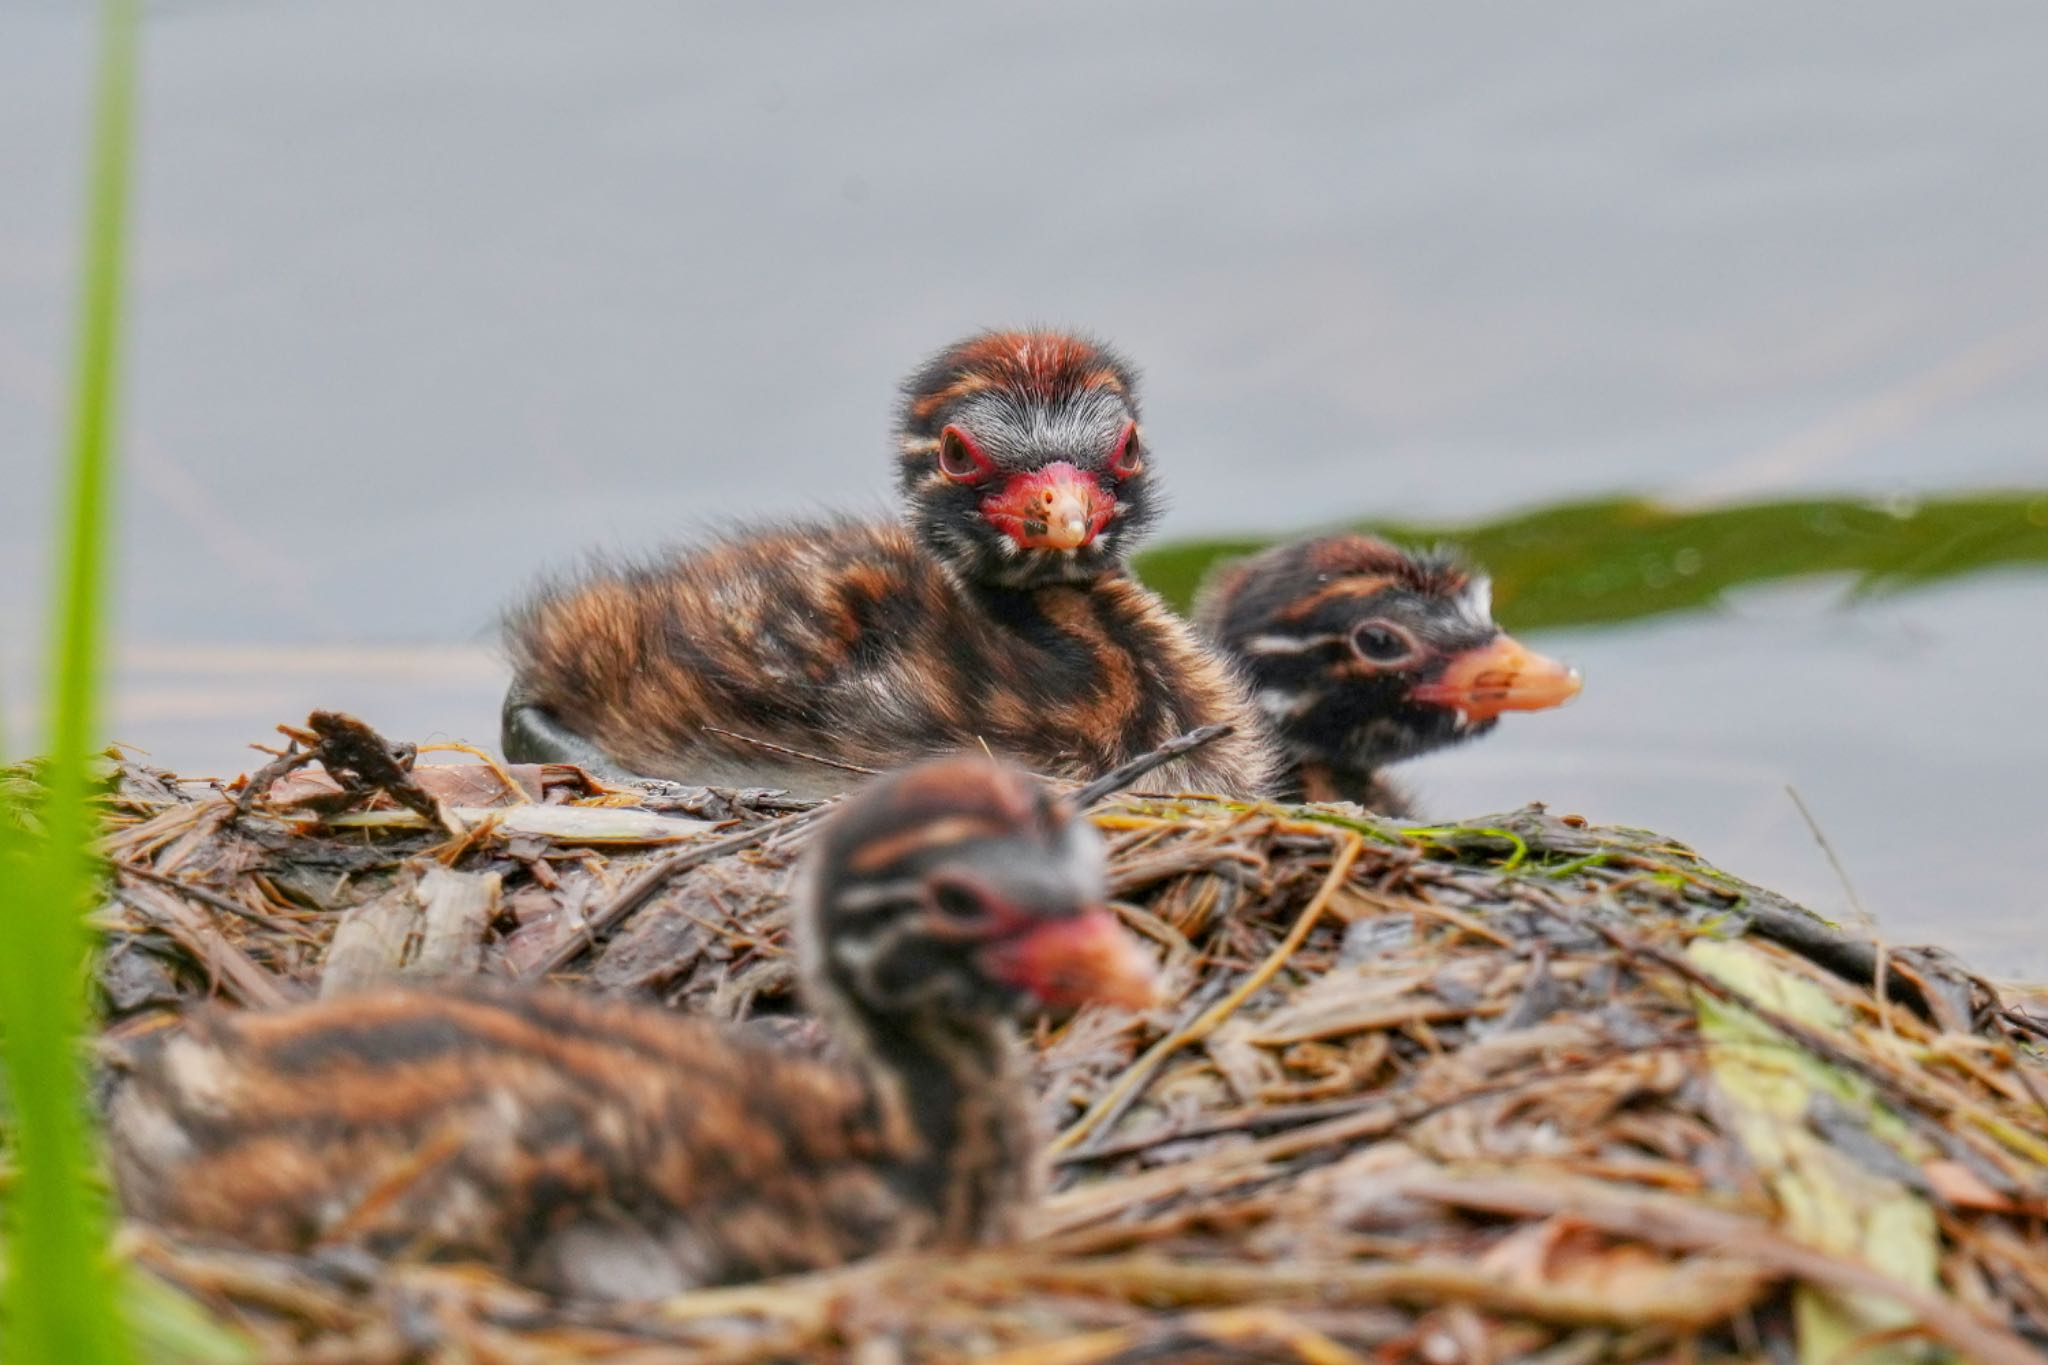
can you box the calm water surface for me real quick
[4,2,2046,969]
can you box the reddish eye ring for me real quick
[1109,421,1145,480]
[937,425,994,484]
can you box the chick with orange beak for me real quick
[1196,534,1580,815]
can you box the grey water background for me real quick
[4,2,2045,970]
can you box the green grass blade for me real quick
[0,0,143,1360]
[1137,489,2048,626]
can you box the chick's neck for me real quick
[842,1003,1039,1247]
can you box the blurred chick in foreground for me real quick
[106,756,1157,1299]
[1197,534,1580,816]
[502,329,1271,798]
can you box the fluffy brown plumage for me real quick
[106,757,1157,1299]
[501,330,1272,798]
[1196,534,1581,816]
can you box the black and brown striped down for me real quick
[107,758,1153,1298]
[107,986,926,1297]
[502,330,1271,797]
[1197,534,1542,815]
[505,520,1270,796]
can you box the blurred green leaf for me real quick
[1137,490,2048,631]
[0,0,142,1359]
[116,1267,258,1365]
[0,1230,256,1365]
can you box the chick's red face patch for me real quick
[979,463,1114,551]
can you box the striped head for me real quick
[1197,536,1581,785]
[896,331,1154,588]
[798,756,1158,1023]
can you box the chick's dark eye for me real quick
[1351,620,1417,665]
[1109,421,1144,479]
[938,426,990,484]
[928,881,987,925]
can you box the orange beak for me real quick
[980,462,1113,551]
[982,907,1162,1010]
[1410,633,1582,722]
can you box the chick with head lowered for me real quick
[104,755,1158,1299]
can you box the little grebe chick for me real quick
[106,756,1157,1299]
[502,330,1271,797]
[1196,534,1581,815]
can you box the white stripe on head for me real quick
[1257,688,1319,721]
[1456,576,1493,628]
[831,877,926,913]
[1238,632,1345,657]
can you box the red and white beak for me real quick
[979,462,1114,551]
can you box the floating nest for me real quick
[77,714,2048,1362]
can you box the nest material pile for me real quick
[85,716,2048,1363]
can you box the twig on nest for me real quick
[234,711,442,828]
[702,726,883,777]
[112,861,315,941]
[114,883,295,1009]
[1069,724,1237,809]
[414,741,530,806]
[232,733,308,815]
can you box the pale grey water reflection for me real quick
[3,2,2046,968]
